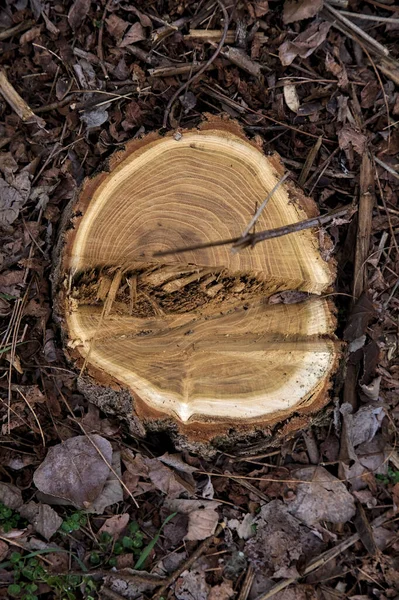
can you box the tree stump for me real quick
[53,119,340,454]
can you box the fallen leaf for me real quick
[288,466,356,525]
[20,26,42,45]
[175,569,210,600]
[0,540,8,561]
[325,53,348,88]
[0,482,23,510]
[248,0,269,18]
[283,0,323,24]
[283,83,300,112]
[279,21,331,66]
[119,22,146,47]
[359,376,381,401]
[342,404,385,448]
[338,125,368,156]
[0,152,18,175]
[88,450,123,514]
[125,453,195,498]
[19,502,63,540]
[165,499,221,541]
[245,500,323,577]
[68,0,91,31]
[33,435,112,509]
[228,513,255,539]
[80,106,110,129]
[343,293,375,342]
[208,581,235,600]
[0,177,29,227]
[99,513,129,539]
[106,14,129,42]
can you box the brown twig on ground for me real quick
[162,0,230,128]
[298,136,322,187]
[0,20,35,41]
[324,2,390,56]
[154,205,355,257]
[238,565,256,600]
[152,523,226,599]
[0,69,46,127]
[252,510,396,600]
[353,152,375,300]
[97,0,112,79]
[374,156,399,182]
[338,10,399,24]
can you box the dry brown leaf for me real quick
[68,0,91,31]
[119,22,146,47]
[99,513,129,539]
[19,502,63,540]
[288,466,356,525]
[33,435,112,509]
[175,570,210,600]
[0,177,29,227]
[0,482,23,510]
[208,581,235,600]
[251,0,269,17]
[165,499,221,541]
[0,540,8,561]
[20,26,42,45]
[279,21,331,66]
[283,0,323,24]
[245,500,323,577]
[283,83,300,112]
[338,125,368,156]
[106,14,129,42]
[88,450,123,514]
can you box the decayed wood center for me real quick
[56,120,339,444]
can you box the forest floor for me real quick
[0,0,399,599]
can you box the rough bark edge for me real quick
[51,115,341,451]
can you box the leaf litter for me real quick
[0,0,399,597]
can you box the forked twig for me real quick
[154,206,355,257]
[233,172,290,249]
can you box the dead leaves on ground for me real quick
[33,434,118,510]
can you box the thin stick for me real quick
[154,206,354,257]
[373,156,399,182]
[298,136,322,187]
[324,3,390,56]
[253,510,395,600]
[163,0,229,128]
[0,20,35,41]
[16,388,46,447]
[233,173,290,248]
[0,69,45,127]
[338,10,399,24]
[152,523,226,599]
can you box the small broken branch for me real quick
[253,509,396,600]
[353,152,374,300]
[0,69,45,128]
[152,523,226,600]
[154,205,355,257]
[324,3,390,56]
[234,172,290,244]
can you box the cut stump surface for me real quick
[54,120,340,446]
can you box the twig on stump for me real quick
[154,205,356,257]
